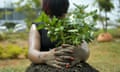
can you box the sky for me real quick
[0,0,118,11]
[0,0,95,9]
[0,0,119,26]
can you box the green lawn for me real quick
[0,39,120,72]
[0,59,30,72]
[88,39,120,72]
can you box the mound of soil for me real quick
[26,62,99,72]
[97,33,112,42]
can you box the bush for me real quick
[0,44,28,59]
[3,22,16,29]
[94,28,120,38]
[108,28,120,38]
[0,33,7,41]
[0,32,28,42]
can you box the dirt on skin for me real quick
[26,62,99,72]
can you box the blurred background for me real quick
[0,0,120,72]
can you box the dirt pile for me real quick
[26,62,99,72]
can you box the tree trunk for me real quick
[105,12,108,32]
[99,10,105,31]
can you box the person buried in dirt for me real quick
[26,0,99,72]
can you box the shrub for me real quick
[108,28,120,38]
[36,4,96,45]
[0,33,7,41]
[0,32,28,42]
[0,44,28,59]
[3,22,16,29]
[94,28,120,38]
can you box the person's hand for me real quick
[70,40,90,67]
[44,46,74,68]
[54,44,75,56]
[55,45,75,68]
[58,41,90,67]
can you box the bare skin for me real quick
[28,0,90,69]
[28,24,90,68]
[28,24,48,64]
[28,24,74,68]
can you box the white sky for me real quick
[0,0,94,9]
[0,0,118,10]
[0,0,119,22]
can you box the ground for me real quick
[88,39,120,72]
[0,38,120,72]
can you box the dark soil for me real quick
[26,62,99,72]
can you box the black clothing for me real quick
[35,23,58,51]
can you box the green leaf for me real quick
[37,24,45,30]
[68,29,78,32]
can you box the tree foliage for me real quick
[15,0,41,29]
[3,22,16,29]
[97,0,114,12]
[95,0,114,32]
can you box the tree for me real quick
[15,0,41,29]
[116,0,120,24]
[2,22,16,29]
[96,0,114,32]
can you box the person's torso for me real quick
[35,23,58,51]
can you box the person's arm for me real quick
[28,24,48,64]
[28,24,75,68]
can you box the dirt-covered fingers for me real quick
[54,50,65,56]
[62,48,74,53]
[54,46,62,51]
[59,56,75,61]
[56,61,68,66]
[51,64,62,68]
[62,44,72,48]
[54,49,74,56]
[55,57,64,62]
[56,60,71,68]
[51,61,69,68]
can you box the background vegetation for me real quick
[0,28,120,72]
[0,0,120,72]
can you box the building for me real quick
[0,0,27,25]
[0,7,26,25]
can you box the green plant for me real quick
[94,28,120,38]
[2,32,28,41]
[0,44,28,59]
[0,33,7,41]
[35,4,96,46]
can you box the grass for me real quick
[0,32,28,41]
[0,28,120,72]
[94,28,120,38]
[0,59,30,72]
[88,39,120,72]
[0,39,120,72]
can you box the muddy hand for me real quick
[70,40,90,67]
[44,48,67,68]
